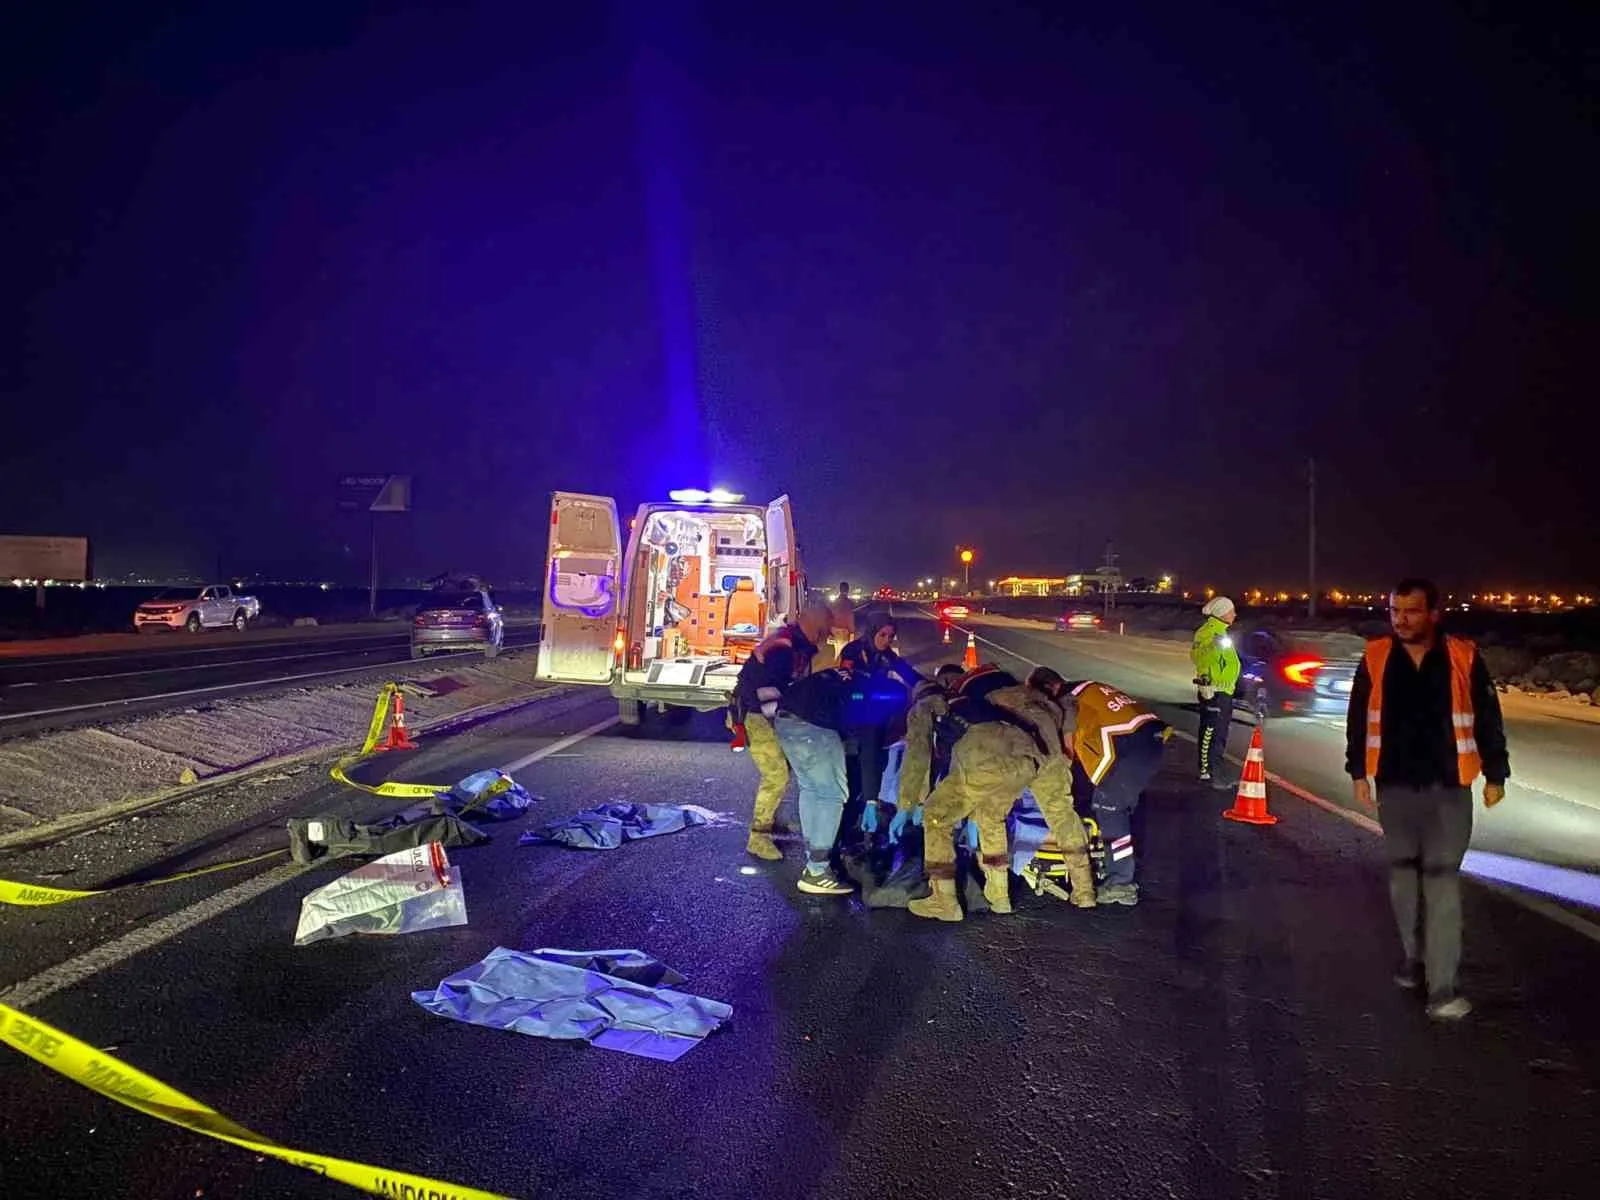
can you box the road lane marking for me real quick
[0,636,539,725]
[0,711,617,1007]
[925,615,1600,943]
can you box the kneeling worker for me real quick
[1027,669,1170,906]
[909,665,1096,921]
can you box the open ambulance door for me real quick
[537,492,622,684]
[765,495,802,626]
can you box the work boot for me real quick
[1065,860,1098,909]
[908,878,964,922]
[746,829,783,861]
[1096,882,1139,906]
[981,866,1013,915]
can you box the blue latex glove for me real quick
[911,805,923,827]
[888,807,911,845]
[960,820,980,851]
[860,801,880,835]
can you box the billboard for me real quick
[0,536,90,581]
[338,475,413,513]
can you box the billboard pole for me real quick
[369,514,378,618]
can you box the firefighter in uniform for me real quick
[908,665,1096,921]
[729,599,835,860]
[1191,595,1241,788]
[1028,670,1170,906]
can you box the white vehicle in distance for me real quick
[134,584,262,633]
[536,487,803,729]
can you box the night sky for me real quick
[2,1,1592,592]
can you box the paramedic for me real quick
[1028,670,1169,907]
[838,613,921,839]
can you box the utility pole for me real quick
[1307,457,1317,619]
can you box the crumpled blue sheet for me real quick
[437,769,538,821]
[411,947,733,1061]
[1008,789,1053,874]
[518,802,708,850]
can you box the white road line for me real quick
[0,638,538,724]
[0,713,617,1008]
[932,616,1600,943]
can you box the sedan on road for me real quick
[1055,610,1102,631]
[936,601,971,621]
[412,587,504,659]
[1237,628,1364,721]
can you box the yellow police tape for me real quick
[2,683,448,907]
[328,682,452,800]
[0,849,287,908]
[0,1000,514,1200]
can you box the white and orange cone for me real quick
[1222,725,1276,825]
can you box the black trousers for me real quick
[1197,691,1234,779]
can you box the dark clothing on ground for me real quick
[1344,636,1509,786]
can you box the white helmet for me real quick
[1202,595,1236,620]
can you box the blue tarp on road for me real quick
[518,802,709,850]
[411,947,733,1062]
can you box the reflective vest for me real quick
[1069,681,1163,785]
[1362,635,1481,785]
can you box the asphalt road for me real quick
[0,624,541,737]
[948,611,1600,879]
[1,615,1598,1199]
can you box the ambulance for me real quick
[535,488,805,727]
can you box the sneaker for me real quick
[1096,882,1139,906]
[1211,776,1238,792]
[796,871,853,896]
[1393,963,1424,991]
[1198,773,1212,784]
[1426,994,1472,1021]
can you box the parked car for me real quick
[134,584,261,633]
[1055,610,1102,631]
[1237,629,1364,721]
[936,601,971,621]
[413,583,504,659]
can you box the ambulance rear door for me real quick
[537,491,623,684]
[765,494,803,626]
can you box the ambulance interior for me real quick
[626,507,769,669]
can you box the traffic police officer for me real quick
[1191,596,1241,788]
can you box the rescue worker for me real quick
[729,598,836,861]
[1027,669,1170,907]
[770,665,861,896]
[837,613,921,839]
[908,665,1096,921]
[892,663,966,829]
[1345,577,1509,1020]
[1191,595,1241,788]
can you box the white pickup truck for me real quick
[134,585,262,633]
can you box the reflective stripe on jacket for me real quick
[1363,635,1482,785]
[1069,680,1163,785]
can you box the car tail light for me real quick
[414,615,427,627]
[474,614,490,628]
[1283,658,1325,686]
[613,629,625,664]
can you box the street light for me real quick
[959,547,974,592]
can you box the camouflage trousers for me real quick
[922,723,1089,882]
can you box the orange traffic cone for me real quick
[942,623,951,645]
[1222,726,1276,825]
[379,688,419,752]
[962,632,979,670]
